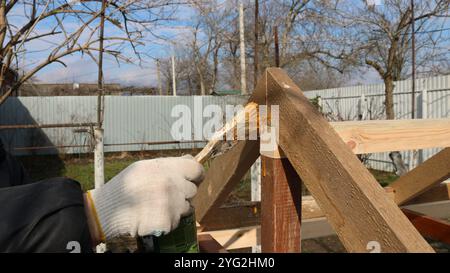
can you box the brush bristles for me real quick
[195,102,269,164]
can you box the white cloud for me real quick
[35,57,157,87]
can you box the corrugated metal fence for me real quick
[1,74,449,172]
[0,95,248,155]
[303,75,450,171]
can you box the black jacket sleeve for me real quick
[0,178,93,253]
[0,147,32,188]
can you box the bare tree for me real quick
[190,0,333,92]
[315,0,450,119]
[0,0,181,105]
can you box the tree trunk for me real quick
[210,46,219,94]
[196,65,205,96]
[385,76,408,175]
[384,77,395,120]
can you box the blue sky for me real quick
[14,2,197,87]
[14,1,449,88]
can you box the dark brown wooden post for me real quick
[261,148,302,253]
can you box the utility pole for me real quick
[171,55,177,96]
[94,0,106,190]
[254,0,259,89]
[274,26,280,67]
[239,2,247,95]
[410,0,418,170]
[411,0,416,119]
[156,59,163,95]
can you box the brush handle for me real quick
[194,102,258,164]
[194,139,221,164]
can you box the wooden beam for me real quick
[299,200,450,240]
[261,155,302,252]
[262,68,433,253]
[198,226,260,250]
[402,209,450,245]
[198,196,325,232]
[198,234,229,253]
[406,182,450,205]
[404,200,450,220]
[300,195,450,221]
[301,217,335,240]
[390,148,450,205]
[192,140,260,222]
[199,202,260,232]
[332,119,450,154]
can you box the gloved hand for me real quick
[86,155,204,240]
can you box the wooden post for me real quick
[259,102,301,252]
[261,151,302,252]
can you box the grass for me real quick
[369,169,399,187]
[64,159,136,191]
[19,149,201,191]
[19,153,400,195]
[20,155,135,191]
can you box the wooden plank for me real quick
[261,156,302,252]
[198,234,229,253]
[302,200,450,240]
[303,196,450,221]
[301,217,334,240]
[406,182,450,205]
[302,196,450,221]
[332,119,450,154]
[390,148,450,205]
[199,202,260,232]
[261,68,433,253]
[402,209,450,245]
[404,200,450,220]
[192,140,260,222]
[199,196,324,232]
[302,195,323,219]
[198,226,260,250]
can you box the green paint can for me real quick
[139,208,199,253]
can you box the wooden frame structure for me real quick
[194,68,450,253]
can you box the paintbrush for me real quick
[194,102,259,164]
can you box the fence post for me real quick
[317,96,323,112]
[250,156,261,253]
[358,94,367,120]
[418,88,428,164]
[251,157,261,202]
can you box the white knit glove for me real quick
[87,155,204,240]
